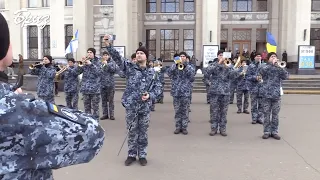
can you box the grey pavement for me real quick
[24,91,320,180]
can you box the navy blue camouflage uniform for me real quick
[78,57,102,120]
[258,63,289,135]
[229,74,238,104]
[0,71,105,180]
[107,45,162,159]
[30,64,56,104]
[202,62,213,104]
[246,61,264,123]
[235,66,250,113]
[167,62,195,133]
[100,59,117,119]
[61,66,80,109]
[157,66,168,103]
[207,61,240,134]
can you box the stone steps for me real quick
[7,75,320,94]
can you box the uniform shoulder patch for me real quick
[46,102,86,126]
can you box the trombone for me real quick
[29,62,43,70]
[56,65,68,76]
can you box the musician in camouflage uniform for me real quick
[207,50,240,136]
[30,55,56,104]
[105,35,161,166]
[100,51,117,120]
[235,60,250,114]
[246,53,264,124]
[0,13,105,180]
[202,60,213,104]
[258,52,289,140]
[154,59,167,104]
[229,58,239,104]
[77,48,102,120]
[60,58,80,109]
[167,52,195,135]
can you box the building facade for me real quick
[0,0,320,66]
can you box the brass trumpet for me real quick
[177,63,184,70]
[257,74,263,83]
[224,59,232,67]
[275,60,286,68]
[29,62,43,69]
[77,56,90,67]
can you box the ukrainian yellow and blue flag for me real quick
[266,32,277,53]
[65,30,79,55]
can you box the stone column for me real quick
[202,0,220,45]
[50,0,65,57]
[37,26,42,59]
[73,0,94,59]
[195,0,202,59]
[268,0,280,53]
[278,0,311,63]
[8,0,23,59]
[251,27,257,51]
[113,0,131,56]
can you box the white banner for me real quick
[202,45,219,68]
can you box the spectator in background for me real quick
[7,62,15,79]
[18,54,25,75]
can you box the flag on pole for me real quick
[266,32,277,53]
[65,30,79,55]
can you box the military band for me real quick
[25,33,289,168]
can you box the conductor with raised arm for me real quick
[0,13,105,180]
[104,34,161,166]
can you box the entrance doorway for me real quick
[232,41,251,56]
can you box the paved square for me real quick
[26,91,320,180]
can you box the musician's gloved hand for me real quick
[142,93,150,101]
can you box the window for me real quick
[161,0,179,13]
[257,0,267,11]
[184,0,194,13]
[146,0,157,13]
[146,30,156,59]
[65,25,73,49]
[28,0,37,8]
[101,0,113,5]
[65,0,73,6]
[312,0,320,11]
[310,28,320,63]
[221,0,229,12]
[183,30,194,57]
[42,25,50,56]
[42,0,50,7]
[160,29,179,60]
[232,0,252,12]
[0,0,5,9]
[28,26,38,59]
[100,36,108,55]
[65,25,73,58]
